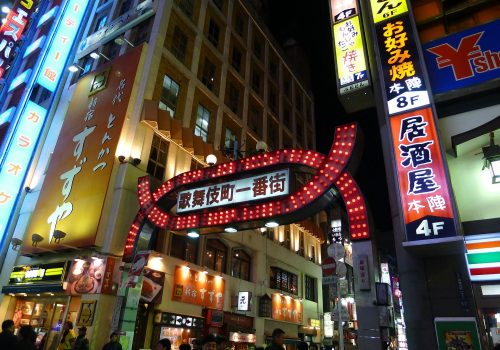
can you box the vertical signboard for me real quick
[329,0,370,95]
[0,0,39,79]
[36,0,88,92]
[368,0,459,243]
[21,46,143,254]
[0,0,91,253]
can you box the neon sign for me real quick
[0,101,47,243]
[0,0,39,79]
[36,0,89,92]
[369,0,408,24]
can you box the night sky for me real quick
[265,0,393,233]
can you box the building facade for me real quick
[0,1,325,350]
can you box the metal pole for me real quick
[338,277,344,350]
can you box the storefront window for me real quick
[231,249,251,281]
[204,239,227,273]
[169,233,199,263]
[270,267,298,295]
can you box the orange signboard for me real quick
[271,293,303,323]
[389,107,456,241]
[172,266,225,310]
[22,46,143,254]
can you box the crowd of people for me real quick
[0,319,309,350]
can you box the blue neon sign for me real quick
[36,0,90,92]
[0,101,48,240]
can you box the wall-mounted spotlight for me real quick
[90,51,110,61]
[131,157,141,166]
[482,132,500,184]
[206,154,217,166]
[52,230,67,244]
[187,230,199,238]
[31,233,44,247]
[224,227,238,233]
[118,155,127,163]
[68,64,84,73]
[11,238,23,251]
[114,36,134,47]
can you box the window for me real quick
[251,70,261,94]
[224,127,237,150]
[147,135,169,180]
[249,106,261,135]
[176,0,194,18]
[266,228,275,241]
[270,267,298,295]
[296,119,303,141]
[204,239,227,273]
[284,226,291,249]
[253,38,262,59]
[310,245,316,261]
[207,19,220,48]
[103,40,120,60]
[201,57,216,91]
[234,14,245,37]
[283,107,291,126]
[195,104,210,142]
[305,275,317,302]
[117,0,132,16]
[132,18,152,45]
[295,93,303,111]
[268,90,277,114]
[231,249,251,281]
[170,234,199,263]
[227,83,239,114]
[92,15,107,33]
[171,26,188,63]
[269,60,277,79]
[283,80,291,98]
[298,231,305,257]
[231,47,242,72]
[159,74,180,117]
[212,0,224,11]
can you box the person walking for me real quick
[102,332,122,350]
[0,319,18,349]
[14,325,37,350]
[201,335,217,350]
[267,329,285,350]
[179,343,191,350]
[72,326,89,350]
[58,321,76,350]
[155,338,171,350]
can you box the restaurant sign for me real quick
[8,262,68,285]
[172,266,225,310]
[271,293,303,324]
[154,312,204,329]
[176,169,289,213]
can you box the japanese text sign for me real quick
[36,0,89,92]
[389,108,456,241]
[376,14,430,115]
[176,169,290,213]
[172,266,225,310]
[237,291,251,311]
[0,101,47,245]
[21,46,143,254]
[271,293,303,323]
[333,16,369,95]
[330,0,358,23]
[8,262,67,285]
[369,0,408,23]
[423,20,500,94]
[0,0,38,79]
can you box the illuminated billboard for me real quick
[0,0,39,79]
[333,15,369,95]
[369,0,409,24]
[22,46,143,254]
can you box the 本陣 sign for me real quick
[22,46,143,254]
[271,293,303,323]
[333,15,369,95]
[176,169,290,213]
[0,0,39,79]
[172,266,225,310]
[376,14,430,115]
[389,107,457,241]
[8,262,68,285]
[423,20,500,94]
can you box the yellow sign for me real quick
[333,16,368,86]
[309,318,321,327]
[370,0,408,23]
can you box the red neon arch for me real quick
[124,123,370,259]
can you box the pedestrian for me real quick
[58,321,76,350]
[14,325,37,350]
[155,338,171,350]
[266,328,285,350]
[102,332,122,350]
[297,341,308,350]
[201,334,217,350]
[72,326,89,350]
[0,319,18,349]
[180,343,192,350]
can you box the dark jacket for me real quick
[14,339,37,350]
[0,331,18,350]
[72,336,89,350]
[267,342,284,350]
[102,341,122,350]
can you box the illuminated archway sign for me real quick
[124,123,370,261]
